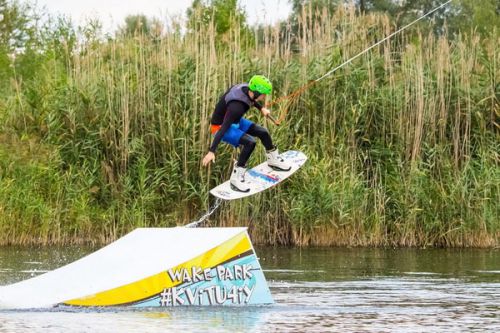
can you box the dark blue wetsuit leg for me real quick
[237,134,256,167]
[236,123,276,167]
[246,124,274,151]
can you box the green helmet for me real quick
[248,75,272,95]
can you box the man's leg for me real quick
[247,124,291,171]
[227,134,256,192]
[246,124,274,151]
[237,134,257,167]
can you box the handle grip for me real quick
[266,114,280,126]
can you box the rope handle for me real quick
[266,114,281,126]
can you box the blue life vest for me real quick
[224,83,253,107]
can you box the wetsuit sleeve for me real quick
[209,101,247,153]
[254,101,263,111]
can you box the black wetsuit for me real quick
[209,85,274,167]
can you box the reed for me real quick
[0,5,498,247]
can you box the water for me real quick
[0,246,499,332]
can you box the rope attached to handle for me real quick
[265,0,452,124]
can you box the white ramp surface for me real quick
[0,228,273,309]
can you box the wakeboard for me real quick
[210,150,307,200]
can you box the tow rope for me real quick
[265,0,452,125]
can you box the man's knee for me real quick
[253,125,270,139]
[261,128,271,139]
[240,135,256,148]
[246,136,257,148]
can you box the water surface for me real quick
[1,246,499,332]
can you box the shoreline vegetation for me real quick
[0,1,498,247]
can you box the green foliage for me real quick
[187,0,250,40]
[290,0,500,36]
[0,0,34,90]
[291,0,341,14]
[124,15,150,35]
[0,0,36,50]
[0,2,498,246]
[448,0,500,36]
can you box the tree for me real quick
[119,14,151,36]
[187,0,247,35]
[290,0,341,14]
[0,0,37,52]
[0,0,39,89]
[288,0,499,36]
[448,0,499,36]
[290,0,400,15]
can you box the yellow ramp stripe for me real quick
[64,231,252,306]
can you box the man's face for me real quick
[256,94,267,103]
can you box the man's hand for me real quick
[261,107,271,118]
[261,107,280,125]
[202,151,216,166]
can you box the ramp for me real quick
[0,228,273,309]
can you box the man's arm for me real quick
[255,99,274,117]
[209,101,246,153]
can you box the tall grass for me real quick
[0,5,498,246]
